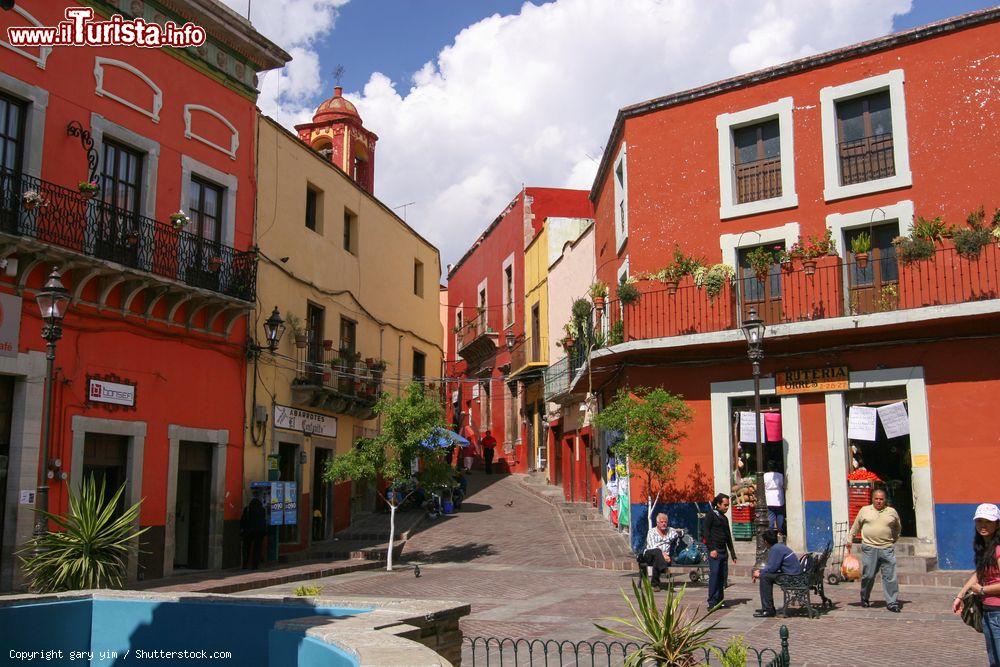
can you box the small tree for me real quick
[323,383,452,571]
[593,387,692,530]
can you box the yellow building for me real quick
[248,106,442,553]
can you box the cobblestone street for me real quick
[250,473,984,666]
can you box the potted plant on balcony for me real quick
[323,339,334,351]
[169,210,190,231]
[77,180,99,199]
[953,206,995,260]
[561,321,578,351]
[693,263,735,299]
[617,277,640,306]
[850,231,872,270]
[589,281,608,311]
[286,313,306,348]
[745,245,777,282]
[124,230,140,247]
[21,190,46,211]
[207,256,223,272]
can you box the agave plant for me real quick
[18,476,147,593]
[595,577,721,667]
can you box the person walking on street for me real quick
[763,461,785,534]
[462,438,477,472]
[642,512,680,591]
[952,503,1000,666]
[753,529,803,617]
[704,493,738,609]
[481,430,497,474]
[848,488,902,612]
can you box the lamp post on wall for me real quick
[741,306,769,569]
[261,306,286,353]
[32,267,69,541]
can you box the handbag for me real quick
[961,590,984,633]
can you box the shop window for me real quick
[730,397,783,479]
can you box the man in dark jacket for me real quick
[240,497,268,570]
[753,529,803,617]
[703,493,738,608]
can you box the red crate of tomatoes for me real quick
[732,504,755,522]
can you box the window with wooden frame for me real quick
[613,145,628,252]
[414,259,425,297]
[412,349,426,385]
[189,175,224,243]
[305,185,322,232]
[0,93,26,175]
[343,208,358,255]
[733,119,781,204]
[836,90,894,186]
[101,140,143,215]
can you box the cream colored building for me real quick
[247,107,442,551]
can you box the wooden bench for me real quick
[776,542,834,618]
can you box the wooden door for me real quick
[846,223,899,315]
[738,246,783,325]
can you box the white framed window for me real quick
[716,97,797,219]
[454,304,463,353]
[501,252,516,328]
[825,200,914,255]
[0,72,47,178]
[91,114,160,218]
[476,278,489,333]
[719,223,800,270]
[180,155,237,248]
[820,69,911,202]
[613,143,628,253]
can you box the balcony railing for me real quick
[0,169,256,301]
[293,342,385,419]
[838,132,895,186]
[459,313,494,350]
[543,355,570,400]
[734,155,782,204]
[603,243,999,343]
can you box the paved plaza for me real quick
[250,473,984,666]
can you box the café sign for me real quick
[273,404,337,438]
[776,366,849,395]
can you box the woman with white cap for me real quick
[953,503,1000,666]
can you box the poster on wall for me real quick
[848,406,878,442]
[268,481,284,526]
[877,402,910,439]
[283,481,298,525]
[738,412,766,443]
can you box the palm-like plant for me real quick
[595,577,721,667]
[18,476,147,592]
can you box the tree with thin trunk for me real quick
[323,383,452,571]
[593,387,692,530]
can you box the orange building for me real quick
[576,9,999,569]
[0,1,287,588]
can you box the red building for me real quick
[577,9,999,569]
[446,188,590,473]
[0,0,287,588]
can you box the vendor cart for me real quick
[826,521,850,585]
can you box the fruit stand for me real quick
[731,476,757,540]
[847,469,882,537]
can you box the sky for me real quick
[223,0,996,272]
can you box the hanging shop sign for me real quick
[87,374,137,409]
[0,293,21,358]
[775,366,849,395]
[273,404,337,438]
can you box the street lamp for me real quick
[33,267,69,541]
[261,306,286,353]
[505,330,516,352]
[741,306,768,569]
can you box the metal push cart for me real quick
[671,504,711,583]
[826,521,850,585]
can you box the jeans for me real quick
[985,609,1000,667]
[708,552,728,607]
[758,572,781,612]
[860,544,899,606]
[484,447,494,474]
[767,505,785,533]
[642,549,670,584]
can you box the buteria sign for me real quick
[775,366,849,395]
[273,404,338,438]
[88,377,136,407]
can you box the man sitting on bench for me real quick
[753,529,803,617]
[642,512,680,590]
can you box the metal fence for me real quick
[463,626,790,666]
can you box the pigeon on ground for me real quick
[414,564,421,578]
[505,500,514,507]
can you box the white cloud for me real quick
[234,0,913,269]
[218,0,347,124]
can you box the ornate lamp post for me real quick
[741,306,768,568]
[32,267,69,540]
[261,306,286,353]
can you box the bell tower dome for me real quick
[295,86,378,194]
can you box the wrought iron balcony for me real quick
[0,169,256,302]
[734,155,782,204]
[510,335,547,378]
[292,342,385,420]
[838,132,895,185]
[457,314,498,368]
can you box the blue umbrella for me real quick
[422,427,468,449]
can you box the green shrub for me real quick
[954,226,993,259]
[693,264,735,298]
[713,634,750,667]
[850,231,871,254]
[609,320,624,345]
[572,297,592,321]
[294,585,322,597]
[18,476,147,593]
[892,235,936,264]
[617,280,641,306]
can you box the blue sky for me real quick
[229,0,997,267]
